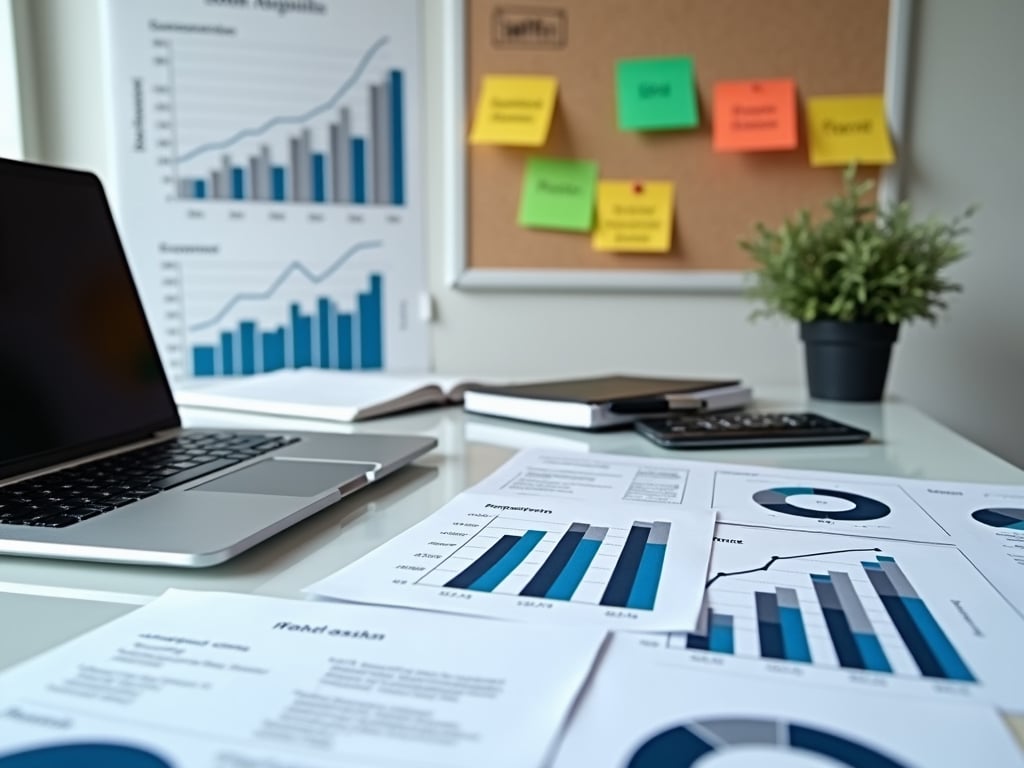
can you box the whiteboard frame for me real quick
[443,0,914,292]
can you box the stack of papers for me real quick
[4,448,1024,766]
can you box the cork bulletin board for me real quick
[444,0,912,291]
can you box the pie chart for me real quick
[753,487,890,521]
[628,717,907,767]
[0,743,173,767]
[971,507,1024,530]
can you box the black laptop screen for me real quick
[0,160,179,477]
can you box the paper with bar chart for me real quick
[306,490,716,631]
[103,0,428,380]
[551,635,1024,768]
[663,523,1024,708]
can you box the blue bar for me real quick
[390,70,404,205]
[231,167,245,199]
[853,633,892,673]
[192,346,216,376]
[520,524,586,598]
[358,274,383,369]
[546,538,601,600]
[337,313,353,370]
[312,153,326,202]
[709,613,735,654]
[351,137,366,203]
[626,542,666,609]
[271,166,286,200]
[600,524,652,607]
[445,535,520,589]
[290,304,312,368]
[903,598,974,681]
[318,297,333,368]
[239,321,256,374]
[468,530,546,592]
[778,606,812,663]
[194,179,206,199]
[262,329,285,372]
[220,331,234,375]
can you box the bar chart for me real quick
[663,524,1024,690]
[190,274,383,376]
[175,66,406,207]
[440,519,670,610]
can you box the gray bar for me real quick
[248,155,260,200]
[221,155,231,199]
[879,559,919,599]
[776,587,801,611]
[289,136,301,201]
[648,521,671,546]
[829,571,874,635]
[372,81,391,204]
[336,108,351,203]
[694,719,781,748]
[566,522,588,535]
[299,128,312,202]
[260,145,271,200]
[710,613,734,629]
[583,526,608,542]
[812,576,843,611]
[755,591,781,624]
[865,567,899,598]
[211,169,223,199]
[178,179,191,198]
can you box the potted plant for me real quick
[741,165,974,401]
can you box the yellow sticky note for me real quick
[469,75,559,147]
[806,95,895,167]
[592,181,675,253]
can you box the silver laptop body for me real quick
[0,159,435,567]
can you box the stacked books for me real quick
[462,375,752,430]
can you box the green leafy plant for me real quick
[741,166,975,324]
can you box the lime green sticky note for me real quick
[616,56,699,131]
[518,157,599,232]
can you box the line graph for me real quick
[706,546,883,587]
[175,37,389,163]
[188,240,380,332]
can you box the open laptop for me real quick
[0,158,436,567]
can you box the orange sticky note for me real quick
[713,79,798,152]
[806,94,895,166]
[592,180,675,253]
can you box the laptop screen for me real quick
[0,159,179,478]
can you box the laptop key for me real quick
[149,457,244,490]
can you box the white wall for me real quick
[13,0,1023,466]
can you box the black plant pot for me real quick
[799,320,899,402]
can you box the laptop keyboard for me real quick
[0,432,299,529]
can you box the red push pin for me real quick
[632,182,644,194]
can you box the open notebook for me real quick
[174,369,496,422]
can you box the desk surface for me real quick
[2,392,1022,674]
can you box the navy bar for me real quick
[519,524,587,597]
[600,524,652,607]
[445,535,520,589]
[755,591,785,660]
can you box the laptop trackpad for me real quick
[193,458,376,497]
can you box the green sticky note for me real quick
[518,157,599,232]
[616,56,699,131]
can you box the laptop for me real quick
[0,158,436,567]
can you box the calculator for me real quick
[634,412,871,449]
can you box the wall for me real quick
[11,0,1023,466]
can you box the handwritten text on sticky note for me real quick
[713,79,798,152]
[593,181,675,253]
[469,75,559,147]
[518,157,599,232]
[806,94,895,167]
[615,56,699,131]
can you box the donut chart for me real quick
[628,717,907,768]
[753,487,890,521]
[0,743,173,768]
[972,508,1024,530]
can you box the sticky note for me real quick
[806,94,895,166]
[592,181,675,253]
[469,75,559,147]
[615,56,699,131]
[518,157,598,232]
[713,78,798,152]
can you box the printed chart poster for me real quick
[103,0,429,381]
[552,635,1024,768]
